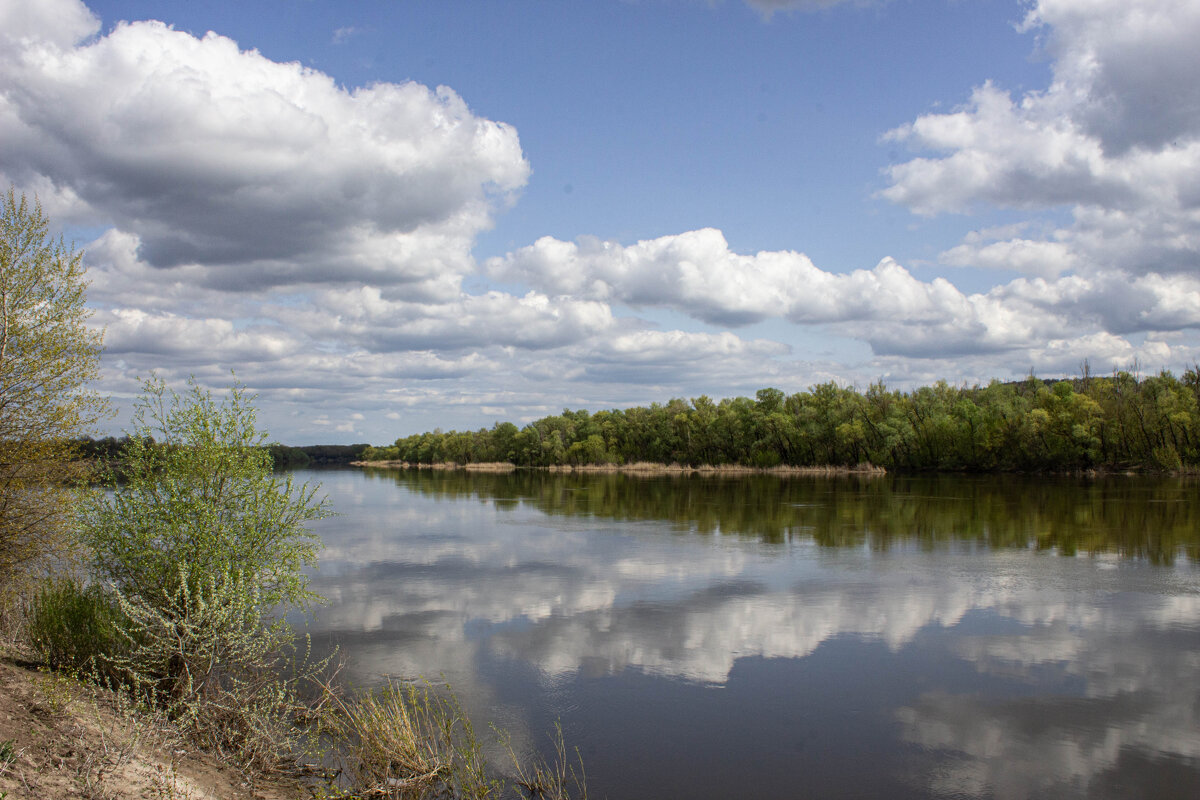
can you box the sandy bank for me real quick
[0,653,304,800]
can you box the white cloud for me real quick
[489,227,1200,365]
[0,0,529,295]
[96,308,297,361]
[292,288,617,352]
[0,0,98,50]
[883,0,1200,285]
[332,26,359,45]
[580,329,792,385]
[489,229,970,327]
[488,228,802,325]
[1027,0,1200,156]
[940,232,1079,279]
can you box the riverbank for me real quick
[351,460,886,475]
[0,651,304,800]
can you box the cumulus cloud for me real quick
[96,308,298,361]
[939,226,1080,278]
[287,288,618,352]
[1029,0,1200,157]
[489,229,981,328]
[883,0,1200,285]
[488,227,1200,366]
[582,330,791,384]
[0,0,529,294]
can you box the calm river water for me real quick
[300,468,1200,800]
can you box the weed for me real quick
[320,678,501,799]
[34,667,79,715]
[503,723,587,800]
[150,763,199,800]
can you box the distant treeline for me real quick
[363,369,1200,472]
[76,438,369,468]
[265,443,370,468]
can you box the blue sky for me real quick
[3,0,1198,443]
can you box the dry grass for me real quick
[317,679,498,799]
[353,461,516,473]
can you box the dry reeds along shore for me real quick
[352,460,519,472]
[352,460,885,475]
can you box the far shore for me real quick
[350,460,886,475]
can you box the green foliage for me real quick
[25,578,130,675]
[0,187,107,603]
[83,376,330,613]
[107,563,324,768]
[78,376,334,768]
[266,442,311,469]
[375,370,1200,473]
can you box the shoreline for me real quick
[350,460,887,475]
[348,461,1200,478]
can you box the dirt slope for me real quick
[0,655,305,800]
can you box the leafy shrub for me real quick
[104,563,327,769]
[83,377,329,613]
[78,376,332,769]
[25,578,128,675]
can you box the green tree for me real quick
[84,376,330,614]
[78,377,333,761]
[0,187,106,601]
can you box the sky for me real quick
[2,0,1198,444]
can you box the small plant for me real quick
[150,763,200,800]
[34,668,80,716]
[503,723,587,800]
[0,738,16,770]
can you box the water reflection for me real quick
[364,468,1200,562]
[305,469,1200,800]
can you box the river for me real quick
[300,468,1200,799]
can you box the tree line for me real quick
[364,371,1200,472]
[74,437,370,469]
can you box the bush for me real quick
[25,578,128,675]
[83,376,329,613]
[79,376,332,768]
